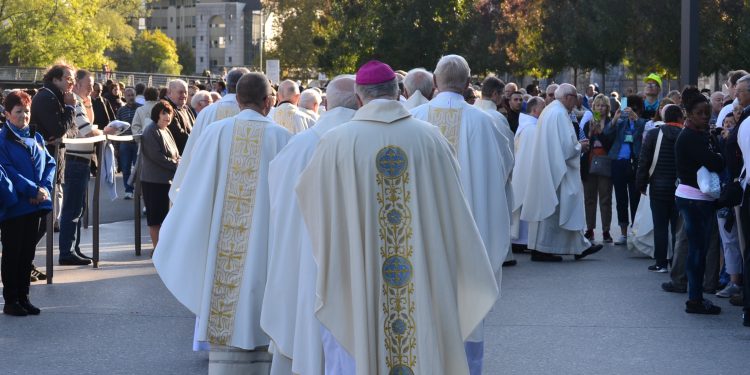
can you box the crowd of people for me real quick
[1,57,749,375]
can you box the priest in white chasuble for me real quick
[411,54,513,374]
[272,80,315,134]
[296,60,498,375]
[260,75,359,375]
[170,67,248,202]
[153,72,292,370]
[402,68,434,110]
[520,83,603,262]
[510,97,545,252]
[474,75,514,143]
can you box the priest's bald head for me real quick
[226,67,251,94]
[433,54,471,94]
[278,79,301,105]
[326,74,358,110]
[354,60,399,105]
[236,72,275,116]
[554,83,578,112]
[404,68,435,100]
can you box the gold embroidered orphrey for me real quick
[428,107,462,153]
[272,106,297,134]
[376,145,416,375]
[206,119,265,345]
[215,105,240,122]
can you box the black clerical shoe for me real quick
[3,302,28,316]
[511,244,528,254]
[502,260,517,267]
[59,254,92,266]
[75,250,93,261]
[575,244,603,260]
[685,299,721,315]
[18,299,40,315]
[530,250,562,262]
[744,312,750,327]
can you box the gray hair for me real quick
[404,68,434,98]
[554,83,577,100]
[526,96,545,113]
[299,88,322,110]
[434,55,470,93]
[167,79,188,91]
[326,75,357,110]
[191,90,211,108]
[546,84,559,96]
[736,74,750,86]
[355,77,399,104]
[226,67,250,94]
[278,80,300,101]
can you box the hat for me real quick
[643,73,662,87]
[356,60,396,85]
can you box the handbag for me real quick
[717,169,746,208]
[697,166,721,199]
[589,155,611,177]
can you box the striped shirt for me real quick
[66,93,95,158]
[117,103,141,135]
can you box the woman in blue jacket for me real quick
[0,90,56,316]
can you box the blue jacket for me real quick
[0,123,56,221]
[604,117,646,161]
[0,164,18,218]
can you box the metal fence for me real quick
[0,66,210,88]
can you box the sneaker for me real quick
[584,229,594,241]
[29,274,38,282]
[30,266,46,281]
[730,292,743,306]
[602,231,613,243]
[574,244,603,260]
[123,192,133,200]
[685,299,721,315]
[614,235,627,245]
[716,283,741,298]
[661,282,687,293]
[648,264,669,273]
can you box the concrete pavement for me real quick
[0,219,749,374]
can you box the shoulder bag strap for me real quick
[648,128,663,177]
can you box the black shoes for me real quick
[3,302,28,316]
[30,266,46,281]
[18,299,40,315]
[502,260,517,267]
[648,264,669,273]
[730,292,744,306]
[75,250,93,260]
[511,244,528,254]
[59,253,92,266]
[744,312,750,327]
[530,250,562,262]
[661,282,687,293]
[575,244,603,260]
[685,299,721,315]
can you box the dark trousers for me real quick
[59,158,90,258]
[676,197,716,301]
[1,212,45,303]
[118,142,138,193]
[651,198,679,267]
[611,158,640,227]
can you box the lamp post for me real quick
[252,9,264,72]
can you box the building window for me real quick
[229,14,234,20]
[170,17,173,23]
[200,57,204,63]
[200,36,204,41]
[229,35,233,42]
[228,57,232,63]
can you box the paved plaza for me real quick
[0,178,749,374]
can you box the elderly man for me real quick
[710,92,725,127]
[475,76,513,140]
[544,84,559,105]
[501,82,518,114]
[411,54,512,374]
[510,97,545,253]
[154,72,292,372]
[296,60,497,375]
[734,75,750,327]
[260,75,359,375]
[402,68,434,109]
[299,88,322,121]
[521,83,603,262]
[717,70,749,129]
[273,80,315,134]
[170,68,249,201]
[116,87,142,199]
[164,79,195,154]
[190,90,212,115]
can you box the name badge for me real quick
[624,134,634,143]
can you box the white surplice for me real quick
[403,90,429,110]
[153,109,292,350]
[296,99,498,375]
[510,113,539,244]
[520,100,589,254]
[474,98,515,143]
[300,107,320,121]
[169,94,240,201]
[411,92,514,288]
[260,107,356,375]
[273,102,315,134]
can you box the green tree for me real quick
[266,0,327,73]
[130,30,182,75]
[177,42,196,75]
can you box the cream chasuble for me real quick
[169,94,240,201]
[520,100,589,255]
[510,113,539,243]
[154,109,292,350]
[474,98,515,143]
[403,90,429,110]
[273,102,315,134]
[260,107,356,375]
[296,99,498,375]
[411,92,514,288]
[300,107,321,121]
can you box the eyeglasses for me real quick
[646,83,658,88]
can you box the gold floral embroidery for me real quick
[215,105,240,121]
[428,107,462,154]
[206,119,265,346]
[376,146,416,375]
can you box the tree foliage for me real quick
[127,30,182,75]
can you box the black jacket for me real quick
[92,96,115,128]
[30,83,75,143]
[675,126,724,189]
[164,97,194,155]
[636,124,681,201]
